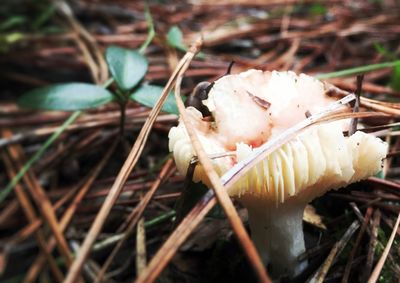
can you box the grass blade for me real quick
[0,111,81,203]
[316,60,400,79]
[139,4,155,54]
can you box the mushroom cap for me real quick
[168,70,388,204]
[202,70,348,150]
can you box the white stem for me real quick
[241,197,308,278]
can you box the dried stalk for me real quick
[5,134,75,270]
[1,146,64,283]
[63,38,203,283]
[368,212,400,283]
[168,54,270,283]
[24,139,118,283]
[94,159,174,283]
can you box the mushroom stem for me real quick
[241,196,308,278]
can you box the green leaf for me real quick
[166,26,205,59]
[391,64,400,91]
[18,83,114,111]
[139,4,155,54]
[5,32,23,43]
[167,26,187,52]
[0,16,26,31]
[105,46,148,91]
[373,42,389,56]
[33,4,55,29]
[130,84,181,115]
[308,4,327,15]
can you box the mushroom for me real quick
[168,70,388,278]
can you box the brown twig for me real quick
[168,50,270,283]
[362,209,381,282]
[367,212,400,283]
[5,132,76,271]
[1,131,64,282]
[63,38,203,283]
[348,75,363,136]
[308,220,360,283]
[23,139,118,283]
[0,200,19,229]
[341,206,373,283]
[136,217,147,276]
[135,190,218,283]
[55,0,108,83]
[94,159,174,283]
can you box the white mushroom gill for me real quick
[168,70,388,278]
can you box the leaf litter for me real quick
[1,1,400,283]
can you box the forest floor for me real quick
[0,1,400,282]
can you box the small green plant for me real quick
[17,5,180,136]
[3,6,180,204]
[18,45,179,136]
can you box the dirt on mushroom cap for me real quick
[202,70,348,150]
